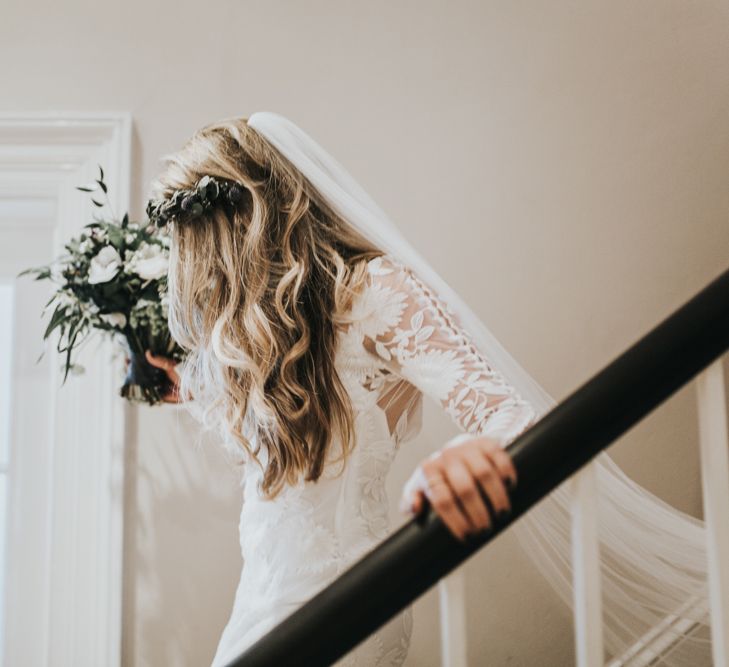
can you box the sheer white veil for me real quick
[247,110,710,664]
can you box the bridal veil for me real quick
[246,110,711,665]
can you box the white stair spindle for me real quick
[571,462,604,667]
[438,570,468,667]
[696,358,729,666]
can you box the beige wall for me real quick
[3,0,729,664]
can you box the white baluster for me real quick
[696,358,729,666]
[439,570,468,667]
[571,462,604,666]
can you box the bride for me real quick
[145,112,711,666]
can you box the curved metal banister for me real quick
[226,265,729,667]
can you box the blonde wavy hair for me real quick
[148,116,384,498]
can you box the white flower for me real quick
[79,239,93,254]
[350,283,408,339]
[366,255,395,277]
[88,246,122,284]
[399,348,465,402]
[124,234,135,244]
[90,227,107,241]
[129,243,168,281]
[99,312,127,328]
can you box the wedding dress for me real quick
[209,253,538,667]
[202,110,715,665]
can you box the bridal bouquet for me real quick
[21,166,185,405]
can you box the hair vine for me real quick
[146,175,246,228]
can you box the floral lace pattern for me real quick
[358,255,537,446]
[209,254,536,667]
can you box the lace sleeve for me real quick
[360,255,537,447]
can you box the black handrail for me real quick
[226,265,729,667]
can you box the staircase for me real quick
[223,265,729,667]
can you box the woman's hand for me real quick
[399,433,517,542]
[145,351,184,403]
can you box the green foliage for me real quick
[20,164,184,403]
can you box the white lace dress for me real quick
[210,255,536,667]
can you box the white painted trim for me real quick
[696,358,729,667]
[571,463,604,667]
[0,112,131,667]
[438,570,468,667]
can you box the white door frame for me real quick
[0,112,131,667]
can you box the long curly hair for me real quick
[148,116,384,498]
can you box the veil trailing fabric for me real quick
[247,111,711,665]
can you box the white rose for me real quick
[99,312,127,328]
[130,243,168,281]
[88,246,122,284]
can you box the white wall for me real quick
[3,0,729,665]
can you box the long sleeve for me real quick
[359,255,537,448]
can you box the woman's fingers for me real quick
[145,351,180,383]
[403,436,519,542]
[422,464,472,541]
[146,350,176,374]
[438,455,492,533]
[479,439,518,489]
[161,385,181,403]
[463,448,511,517]
[455,450,505,523]
[145,351,183,403]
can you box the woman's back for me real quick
[210,254,421,666]
[210,251,537,666]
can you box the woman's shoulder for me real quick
[365,252,404,274]
[360,253,416,300]
[343,254,412,339]
[363,253,412,290]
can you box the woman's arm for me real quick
[360,255,538,541]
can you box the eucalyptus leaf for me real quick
[43,305,68,340]
[107,226,124,248]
